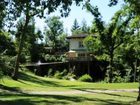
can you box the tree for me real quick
[6,0,84,80]
[109,0,140,100]
[86,3,133,82]
[81,19,90,33]
[71,19,81,34]
[15,18,43,63]
[0,30,16,77]
[57,33,69,52]
[0,31,16,55]
[0,1,7,28]
[128,11,140,101]
[109,0,140,15]
[83,35,101,54]
[45,16,64,53]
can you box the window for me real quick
[79,41,84,48]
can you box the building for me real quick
[66,34,93,61]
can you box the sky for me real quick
[35,0,124,35]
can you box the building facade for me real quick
[66,34,93,61]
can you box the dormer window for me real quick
[79,41,84,48]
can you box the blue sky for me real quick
[35,0,124,35]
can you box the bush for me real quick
[0,55,16,76]
[78,74,92,82]
[54,71,62,79]
[61,69,68,76]
[0,70,4,79]
[44,54,66,62]
[112,76,124,83]
[47,68,53,77]
[63,72,76,80]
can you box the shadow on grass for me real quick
[0,72,106,93]
[0,84,23,93]
[18,72,63,87]
[18,72,87,88]
[0,93,131,105]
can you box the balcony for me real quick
[66,50,94,61]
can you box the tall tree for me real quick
[0,1,7,28]
[109,0,140,15]
[129,11,140,101]
[86,3,133,82]
[15,18,43,63]
[45,16,64,53]
[6,0,84,80]
[109,0,140,100]
[57,33,69,52]
[71,19,81,34]
[83,35,101,54]
[81,19,89,33]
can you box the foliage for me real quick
[57,33,69,52]
[109,0,140,15]
[83,35,102,55]
[61,69,68,77]
[54,71,62,79]
[45,54,66,62]
[71,19,90,35]
[50,69,76,80]
[63,72,76,80]
[81,19,90,33]
[0,54,16,77]
[15,18,44,63]
[71,19,80,34]
[54,69,69,79]
[45,16,67,53]
[47,68,53,78]
[0,31,16,78]
[5,0,84,80]
[78,74,92,82]
[0,1,6,28]
[86,3,134,82]
[0,31,16,55]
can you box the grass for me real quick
[0,92,138,105]
[0,71,138,91]
[0,70,139,105]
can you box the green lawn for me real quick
[0,71,139,105]
[0,92,138,105]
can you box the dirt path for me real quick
[25,89,138,95]
[0,88,138,95]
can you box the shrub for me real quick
[54,71,62,79]
[47,68,53,77]
[61,69,68,76]
[78,74,92,82]
[0,69,4,79]
[0,55,16,76]
[112,76,124,83]
[53,69,69,79]
[63,72,76,80]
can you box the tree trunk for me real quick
[137,66,140,101]
[12,34,24,80]
[137,85,140,101]
[109,50,114,83]
[12,15,30,80]
[133,60,137,82]
[136,25,140,101]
